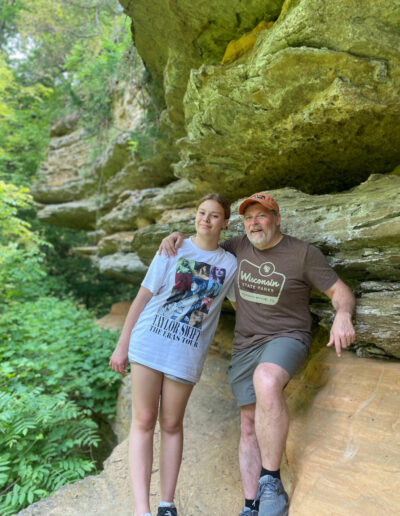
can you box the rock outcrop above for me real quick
[17,349,400,516]
[174,0,400,196]
[119,0,283,132]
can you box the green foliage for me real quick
[0,297,120,418]
[0,244,49,304]
[0,57,54,185]
[0,182,50,304]
[0,184,124,513]
[0,297,121,514]
[65,24,133,135]
[0,0,28,48]
[0,180,35,243]
[0,389,99,515]
[14,0,122,85]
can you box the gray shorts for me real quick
[227,337,308,407]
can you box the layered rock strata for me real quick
[93,173,400,359]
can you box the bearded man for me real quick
[160,192,356,516]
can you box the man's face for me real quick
[243,203,281,250]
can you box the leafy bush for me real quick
[0,58,53,186]
[0,389,99,515]
[0,297,121,514]
[0,182,123,514]
[0,244,49,304]
[0,182,50,305]
[0,297,120,418]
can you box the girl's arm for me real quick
[109,286,153,374]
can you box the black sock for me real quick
[260,467,281,480]
[245,498,260,511]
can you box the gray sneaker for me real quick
[256,475,289,516]
[238,507,258,516]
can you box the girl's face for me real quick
[195,200,228,239]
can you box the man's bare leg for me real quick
[253,362,290,470]
[239,403,262,500]
[252,362,290,516]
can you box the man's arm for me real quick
[158,231,187,257]
[323,279,356,357]
[109,286,153,374]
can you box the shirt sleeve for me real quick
[303,244,338,292]
[219,235,244,256]
[141,252,171,295]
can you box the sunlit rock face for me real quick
[174,0,400,197]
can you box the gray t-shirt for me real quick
[128,238,237,382]
[221,234,338,352]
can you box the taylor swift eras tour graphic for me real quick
[149,258,226,348]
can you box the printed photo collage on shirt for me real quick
[157,258,227,329]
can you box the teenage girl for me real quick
[109,193,237,516]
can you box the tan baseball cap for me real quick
[238,192,280,215]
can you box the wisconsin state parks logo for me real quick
[237,260,285,305]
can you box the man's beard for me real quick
[246,225,276,249]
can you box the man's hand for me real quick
[324,279,356,357]
[327,310,355,357]
[158,231,186,257]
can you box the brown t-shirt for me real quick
[221,234,338,352]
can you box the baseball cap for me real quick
[238,192,280,215]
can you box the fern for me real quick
[0,389,98,514]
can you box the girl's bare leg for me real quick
[159,378,194,503]
[130,364,163,516]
